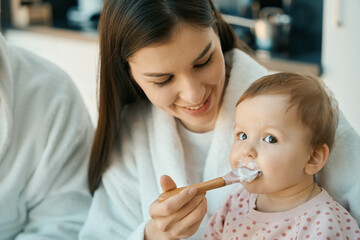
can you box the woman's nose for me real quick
[178,75,205,104]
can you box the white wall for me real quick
[322,0,360,134]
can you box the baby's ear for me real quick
[305,144,329,175]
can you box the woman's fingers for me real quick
[173,193,207,222]
[160,175,177,192]
[150,186,198,217]
[153,193,207,238]
[147,175,208,239]
[166,196,208,238]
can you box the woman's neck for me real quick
[256,180,321,213]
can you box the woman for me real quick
[80,0,360,239]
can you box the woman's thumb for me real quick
[160,175,177,192]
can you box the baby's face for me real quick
[230,94,313,195]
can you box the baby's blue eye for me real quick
[239,133,247,141]
[264,135,278,144]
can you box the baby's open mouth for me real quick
[235,161,262,182]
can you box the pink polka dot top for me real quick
[203,187,360,240]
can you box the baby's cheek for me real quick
[261,162,284,178]
[229,146,240,169]
[229,159,238,170]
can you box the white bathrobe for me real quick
[0,34,94,239]
[80,49,360,240]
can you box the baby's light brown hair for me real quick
[236,72,339,150]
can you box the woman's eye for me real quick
[264,135,278,144]
[194,53,213,69]
[154,75,173,87]
[238,133,247,141]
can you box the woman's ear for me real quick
[305,144,330,175]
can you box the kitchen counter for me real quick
[258,55,321,76]
[13,26,98,42]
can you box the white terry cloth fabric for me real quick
[0,34,94,239]
[177,120,213,185]
[80,48,360,240]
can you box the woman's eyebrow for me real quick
[143,42,212,77]
[192,42,212,64]
[144,72,171,77]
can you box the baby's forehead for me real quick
[243,93,301,112]
[235,94,310,129]
[237,93,293,108]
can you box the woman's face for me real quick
[128,23,226,132]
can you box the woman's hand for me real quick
[145,175,207,240]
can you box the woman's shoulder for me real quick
[225,48,267,88]
[225,48,267,74]
[336,111,360,138]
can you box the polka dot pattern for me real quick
[203,188,360,240]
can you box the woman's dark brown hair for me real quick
[89,0,254,194]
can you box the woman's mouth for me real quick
[184,101,205,110]
[180,94,212,115]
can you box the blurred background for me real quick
[1,0,359,134]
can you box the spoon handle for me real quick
[158,177,225,202]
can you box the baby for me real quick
[203,72,360,239]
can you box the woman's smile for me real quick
[178,93,212,115]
